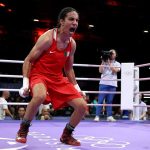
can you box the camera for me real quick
[101,51,112,62]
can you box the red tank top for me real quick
[30,28,72,79]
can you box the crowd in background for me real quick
[0,90,150,121]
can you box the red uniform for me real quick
[29,28,82,109]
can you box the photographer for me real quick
[94,49,121,122]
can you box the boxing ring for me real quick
[0,59,150,150]
[1,119,150,150]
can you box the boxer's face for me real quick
[60,11,79,36]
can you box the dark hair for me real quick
[57,7,78,28]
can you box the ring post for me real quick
[121,63,134,111]
[133,67,140,120]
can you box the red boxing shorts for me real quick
[29,74,82,110]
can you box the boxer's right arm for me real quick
[19,30,52,98]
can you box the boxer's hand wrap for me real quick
[74,84,81,92]
[19,77,29,98]
[74,84,86,98]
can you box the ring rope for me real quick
[0,74,121,81]
[0,89,19,92]
[0,59,150,68]
[0,89,150,95]
[0,59,24,64]
[0,89,121,93]
[0,74,22,78]
[0,59,99,67]
[1,74,150,82]
[1,102,150,108]
[144,94,150,96]
[136,63,150,68]
[134,91,150,94]
[134,78,150,81]
[83,91,121,94]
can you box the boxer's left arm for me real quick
[64,39,86,99]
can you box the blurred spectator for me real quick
[147,108,150,120]
[0,91,13,120]
[37,107,52,120]
[39,104,50,115]
[90,95,98,115]
[15,107,26,120]
[131,93,147,120]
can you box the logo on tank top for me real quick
[49,51,55,54]
[64,51,70,57]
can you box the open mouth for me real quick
[69,27,76,32]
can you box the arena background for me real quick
[0,0,150,104]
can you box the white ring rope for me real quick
[0,74,22,78]
[88,104,150,107]
[0,59,106,68]
[0,59,99,67]
[75,78,121,81]
[0,59,24,64]
[1,74,150,82]
[1,102,150,108]
[0,74,122,81]
[144,94,150,96]
[74,64,99,67]
[0,59,150,68]
[136,63,150,68]
[0,89,121,93]
[134,91,150,94]
[84,91,121,94]
[0,88,150,95]
[134,78,150,81]
[0,89,19,92]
